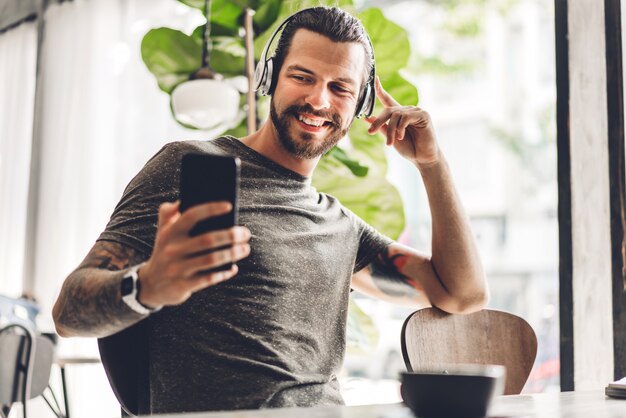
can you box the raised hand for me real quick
[138,200,251,308]
[365,77,441,167]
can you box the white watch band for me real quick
[121,264,161,315]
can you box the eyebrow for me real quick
[285,65,358,87]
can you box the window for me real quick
[343,0,559,402]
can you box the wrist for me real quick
[136,263,163,311]
[120,263,162,315]
[415,151,443,171]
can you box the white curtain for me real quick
[24,0,216,416]
[0,22,37,298]
[33,0,209,320]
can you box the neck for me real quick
[240,121,319,177]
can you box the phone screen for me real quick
[180,153,241,237]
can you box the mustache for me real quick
[284,104,342,129]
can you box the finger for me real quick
[367,108,393,134]
[397,114,413,141]
[188,264,239,292]
[157,201,181,229]
[181,226,252,255]
[375,76,400,107]
[364,116,389,139]
[185,242,251,275]
[379,123,389,143]
[387,113,402,143]
[174,201,233,235]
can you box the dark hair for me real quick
[271,7,374,94]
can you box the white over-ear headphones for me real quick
[253,8,377,119]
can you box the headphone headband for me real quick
[253,8,376,119]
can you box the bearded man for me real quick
[53,6,488,415]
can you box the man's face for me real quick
[270,29,367,160]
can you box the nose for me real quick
[304,84,331,110]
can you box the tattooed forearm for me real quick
[53,241,149,338]
[369,248,421,298]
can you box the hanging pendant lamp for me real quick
[170,0,240,130]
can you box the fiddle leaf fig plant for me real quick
[140,0,419,352]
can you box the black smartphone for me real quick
[180,153,241,240]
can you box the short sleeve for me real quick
[96,142,187,256]
[343,208,394,273]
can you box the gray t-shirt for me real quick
[98,136,392,413]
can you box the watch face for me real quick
[121,276,134,296]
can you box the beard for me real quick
[270,101,351,159]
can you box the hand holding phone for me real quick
[180,153,241,272]
[137,200,251,308]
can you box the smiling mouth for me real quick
[296,114,332,128]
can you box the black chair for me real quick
[98,321,149,417]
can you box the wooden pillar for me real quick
[559,0,615,389]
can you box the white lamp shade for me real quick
[171,78,240,130]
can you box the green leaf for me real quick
[141,28,201,94]
[186,1,245,37]
[348,120,388,177]
[313,155,405,239]
[253,0,355,59]
[313,116,405,239]
[383,71,419,106]
[253,2,294,59]
[229,0,258,8]
[297,0,354,10]
[177,0,205,9]
[253,0,283,33]
[190,25,204,46]
[327,146,369,177]
[222,118,249,138]
[211,37,246,75]
[359,8,410,77]
[189,27,246,76]
[372,71,419,115]
[211,0,246,36]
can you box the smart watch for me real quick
[120,264,161,315]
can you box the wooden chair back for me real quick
[401,307,537,395]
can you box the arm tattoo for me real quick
[369,247,421,298]
[54,241,149,338]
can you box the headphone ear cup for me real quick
[261,58,274,96]
[355,84,372,118]
[365,81,376,117]
[254,58,274,96]
[253,59,266,93]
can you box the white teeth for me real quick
[298,115,325,127]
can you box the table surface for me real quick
[153,390,626,418]
[55,356,101,366]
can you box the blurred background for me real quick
[0,0,557,416]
